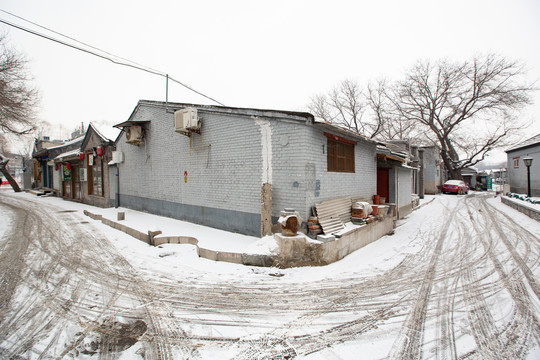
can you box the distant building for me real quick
[506,133,540,196]
[376,143,415,218]
[32,135,84,191]
[0,152,26,189]
[420,145,445,194]
[461,167,478,189]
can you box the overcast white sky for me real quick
[1,0,539,160]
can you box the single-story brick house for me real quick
[376,144,414,219]
[111,100,380,236]
[506,133,540,196]
[52,123,118,206]
[419,145,445,194]
[461,167,478,189]
[32,134,85,192]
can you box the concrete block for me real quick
[199,248,218,261]
[317,234,335,243]
[243,254,275,267]
[83,210,102,221]
[275,233,310,260]
[216,251,243,264]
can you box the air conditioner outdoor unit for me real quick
[174,108,200,134]
[125,126,144,145]
[112,151,124,164]
[79,168,87,182]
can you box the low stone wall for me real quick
[321,216,394,263]
[85,210,395,268]
[501,196,540,221]
[153,235,198,246]
[83,210,275,266]
[101,217,151,244]
[275,216,395,267]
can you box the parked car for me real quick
[442,180,469,195]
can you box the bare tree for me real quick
[0,34,39,191]
[309,79,386,139]
[309,78,420,140]
[0,34,38,136]
[0,152,22,192]
[366,79,420,140]
[394,54,535,179]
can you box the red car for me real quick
[442,180,469,195]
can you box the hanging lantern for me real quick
[96,146,103,157]
[79,152,84,161]
[55,163,59,171]
[66,162,71,170]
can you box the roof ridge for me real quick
[506,132,540,152]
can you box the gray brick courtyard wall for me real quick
[397,167,413,217]
[422,146,441,194]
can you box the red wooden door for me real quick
[377,168,389,201]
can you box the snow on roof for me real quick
[461,166,479,173]
[46,135,85,150]
[90,122,121,142]
[506,133,540,152]
[314,119,379,145]
[55,148,80,160]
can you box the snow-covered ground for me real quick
[1,188,540,359]
[1,191,441,282]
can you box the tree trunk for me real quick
[440,150,463,180]
[0,161,22,192]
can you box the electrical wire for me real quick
[0,12,225,106]
[0,8,162,76]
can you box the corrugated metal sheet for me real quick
[315,196,352,234]
[318,218,345,234]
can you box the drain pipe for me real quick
[396,168,400,219]
[114,166,119,208]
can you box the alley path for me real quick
[0,191,539,359]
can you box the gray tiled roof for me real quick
[506,133,540,152]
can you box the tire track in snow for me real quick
[432,217,466,360]
[388,200,459,360]
[0,201,32,323]
[482,199,540,300]
[466,195,540,357]
[0,202,97,358]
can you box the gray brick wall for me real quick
[398,167,413,209]
[507,148,540,196]
[422,146,441,194]
[114,102,378,235]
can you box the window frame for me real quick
[513,157,520,169]
[325,132,356,173]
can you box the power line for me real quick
[0,12,225,106]
[0,8,162,76]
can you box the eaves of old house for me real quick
[505,133,540,153]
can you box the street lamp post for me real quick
[523,157,533,197]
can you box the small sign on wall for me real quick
[63,165,71,181]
